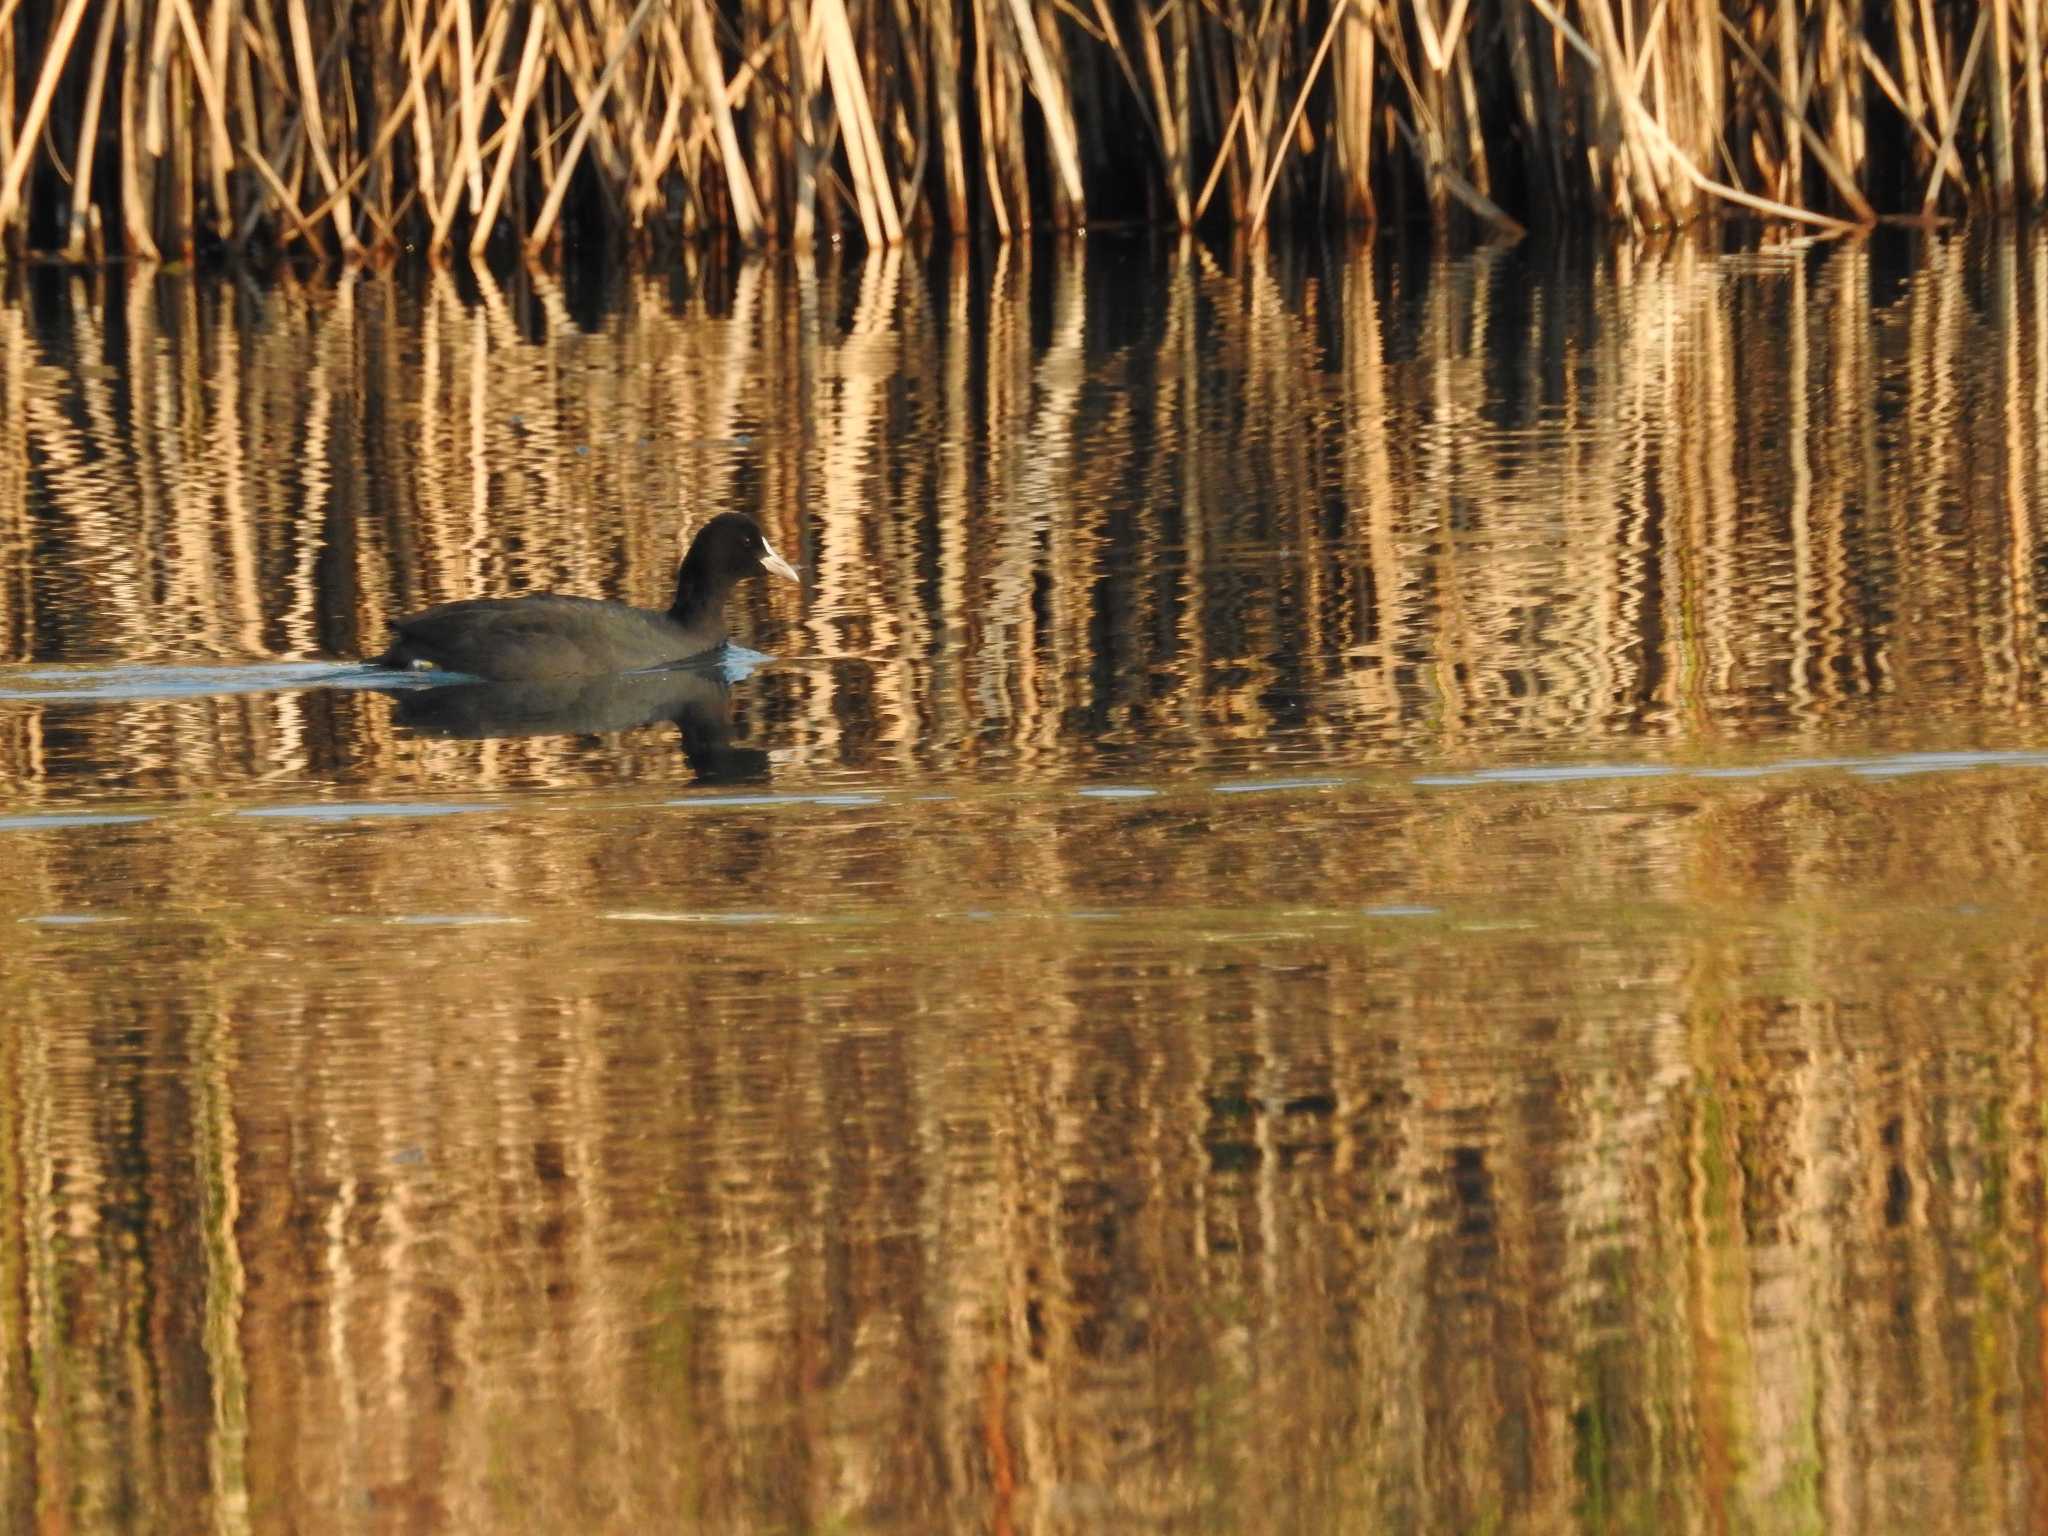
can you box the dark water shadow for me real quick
[377,659,770,785]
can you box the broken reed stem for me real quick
[284,0,362,254]
[2026,0,2047,200]
[118,0,159,259]
[1990,0,2016,205]
[303,0,457,242]
[526,0,660,255]
[1003,0,1084,213]
[453,0,484,214]
[0,0,2041,263]
[1250,0,1348,229]
[926,0,970,227]
[816,0,903,242]
[470,0,548,255]
[686,0,767,243]
[62,0,120,259]
[1522,0,1858,229]
[1718,14,1876,222]
[0,0,94,244]
[1922,6,1991,213]
[167,0,235,238]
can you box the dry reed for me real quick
[0,0,2044,261]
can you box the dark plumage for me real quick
[369,512,799,680]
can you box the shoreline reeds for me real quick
[0,0,2043,264]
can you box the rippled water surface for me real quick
[5,233,2048,1532]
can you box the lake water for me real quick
[3,230,2047,1532]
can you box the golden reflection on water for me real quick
[2,233,2048,1532]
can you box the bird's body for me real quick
[369,513,798,681]
[375,594,726,680]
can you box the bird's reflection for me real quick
[381,660,769,784]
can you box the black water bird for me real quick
[387,663,770,783]
[369,513,798,680]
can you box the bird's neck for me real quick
[668,550,735,627]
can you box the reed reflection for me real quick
[1,234,2045,802]
[3,234,2048,1535]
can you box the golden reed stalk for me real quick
[0,0,2039,259]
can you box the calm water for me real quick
[3,231,2048,1532]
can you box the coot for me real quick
[369,513,798,680]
